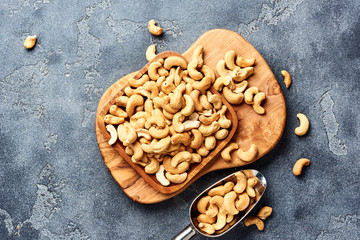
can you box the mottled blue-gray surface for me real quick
[0,0,359,239]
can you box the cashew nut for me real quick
[244,87,259,104]
[233,171,247,194]
[293,158,310,176]
[198,94,211,110]
[201,65,215,83]
[204,136,216,150]
[208,182,235,197]
[144,99,154,114]
[136,129,152,140]
[189,112,199,121]
[188,59,203,80]
[148,61,162,80]
[24,35,37,49]
[295,113,309,136]
[214,129,228,140]
[125,146,134,155]
[145,157,160,174]
[128,74,149,88]
[197,214,216,224]
[164,56,187,70]
[199,122,220,137]
[128,141,144,162]
[148,19,163,36]
[146,44,156,61]
[199,113,220,126]
[221,143,238,161]
[230,67,253,82]
[192,77,212,94]
[115,96,128,107]
[152,136,171,153]
[189,129,203,149]
[223,191,239,215]
[223,87,244,105]
[281,70,292,88]
[246,178,256,198]
[236,56,255,67]
[190,153,202,163]
[172,113,185,132]
[253,92,266,115]
[170,151,191,167]
[145,115,165,129]
[104,114,125,125]
[165,172,187,184]
[143,81,159,99]
[163,156,189,174]
[117,122,137,146]
[198,223,215,235]
[244,216,264,231]
[180,94,195,116]
[257,206,272,220]
[190,90,203,112]
[213,76,230,91]
[155,165,170,186]
[206,202,219,217]
[161,96,178,113]
[196,144,209,157]
[192,46,204,69]
[197,196,211,214]
[182,120,200,131]
[236,192,250,211]
[106,124,117,145]
[237,144,258,162]
[216,59,228,77]
[126,95,144,117]
[171,133,191,146]
[209,196,227,230]
[170,83,186,109]
[224,50,237,70]
[182,70,195,84]
[149,125,169,139]
[174,67,183,86]
[208,94,222,110]
[233,80,248,93]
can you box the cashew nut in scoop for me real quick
[295,113,309,136]
[128,74,150,88]
[236,192,250,211]
[230,67,254,82]
[192,77,212,94]
[146,44,157,61]
[188,59,203,80]
[148,61,162,80]
[224,50,237,70]
[206,202,219,217]
[223,87,244,105]
[281,70,292,88]
[293,158,310,176]
[244,87,259,105]
[165,172,187,184]
[253,92,266,115]
[198,223,215,235]
[197,214,216,224]
[164,56,187,70]
[117,122,137,146]
[257,206,272,220]
[163,156,190,174]
[197,195,211,214]
[208,182,235,197]
[106,124,117,145]
[126,95,144,117]
[221,142,238,161]
[213,76,231,91]
[143,81,159,99]
[148,19,163,36]
[246,178,257,197]
[216,59,228,77]
[115,95,128,107]
[236,56,255,67]
[149,125,169,139]
[209,196,228,230]
[233,171,247,194]
[170,151,192,167]
[170,83,186,109]
[192,45,204,68]
[201,65,216,83]
[224,191,239,215]
[244,216,264,231]
[204,136,216,150]
[144,157,160,174]
[208,94,222,110]
[237,144,258,162]
[190,90,203,112]
[199,121,220,137]
[180,94,195,116]
[155,165,170,186]
[104,114,125,125]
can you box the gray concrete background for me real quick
[0,0,359,239]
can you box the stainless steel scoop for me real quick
[172,169,267,239]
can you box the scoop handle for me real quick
[172,224,198,240]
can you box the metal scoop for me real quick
[172,169,267,239]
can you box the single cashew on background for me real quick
[293,158,310,176]
[295,113,309,136]
[148,19,163,36]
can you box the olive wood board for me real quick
[95,29,286,204]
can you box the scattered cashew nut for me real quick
[24,35,37,49]
[221,142,238,161]
[281,70,292,88]
[295,113,309,136]
[148,19,163,36]
[293,158,310,176]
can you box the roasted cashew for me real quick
[230,67,254,82]
[197,214,216,224]
[192,46,204,69]
[182,70,195,84]
[198,223,215,235]
[170,83,186,109]
[145,157,160,174]
[149,125,169,139]
[171,132,191,146]
[172,113,185,132]
[115,95,128,107]
[233,171,247,194]
[224,50,237,70]
[209,196,227,230]
[221,143,238,161]
[197,195,211,214]
[208,94,222,110]
[253,92,266,115]
[152,136,171,153]
[257,206,272,220]
[218,113,231,129]
[128,141,144,162]
[295,113,309,136]
[106,124,117,145]
[199,113,220,126]
[164,56,187,70]
[237,144,258,162]
[216,59,228,77]
[161,96,178,113]
[156,165,170,186]
[293,158,310,176]
[189,112,199,121]
[196,144,210,157]
[163,156,190,174]
[126,95,144,117]
[189,129,203,149]
[188,59,203,80]
[204,136,216,150]
[145,115,165,129]
[148,61,162,80]
[244,87,259,104]
[190,153,202,163]
[206,202,219,217]
[146,44,156,61]
[143,81,159,99]
[180,94,195,116]
[136,129,152,140]
[182,120,200,131]
[199,94,212,110]
[199,122,220,137]
[192,77,212,94]
[148,19,163,36]
[281,70,292,88]
[214,129,228,140]
[236,56,255,67]
[201,65,216,83]
[125,146,134,155]
[128,74,149,88]
[185,83,193,95]
[144,99,154,114]
[213,76,230,91]
[104,114,125,125]
[223,87,244,105]
[165,172,187,184]
[156,76,166,89]
[174,67,183,86]
[244,216,264,231]
[24,35,37,49]
[163,109,174,120]
[208,182,235,197]
[190,90,203,112]
[246,178,257,198]
[234,80,248,93]
[236,192,250,211]
[117,122,137,146]
[224,191,239,215]
[170,151,192,167]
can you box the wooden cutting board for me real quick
[95,29,286,204]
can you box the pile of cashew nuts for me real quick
[194,171,264,234]
[104,45,237,186]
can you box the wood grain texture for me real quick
[95,29,286,204]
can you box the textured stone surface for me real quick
[0,0,359,239]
